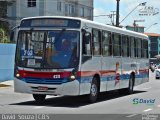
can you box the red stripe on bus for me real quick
[18,70,71,79]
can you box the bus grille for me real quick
[24,78,69,85]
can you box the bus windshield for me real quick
[16,30,79,69]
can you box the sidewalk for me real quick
[0,80,13,88]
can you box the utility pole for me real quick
[116,0,120,27]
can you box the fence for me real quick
[0,43,16,82]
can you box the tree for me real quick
[0,1,13,43]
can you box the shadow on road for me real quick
[10,90,146,108]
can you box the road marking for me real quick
[143,108,152,112]
[34,106,44,109]
[126,114,138,118]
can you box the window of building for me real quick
[65,4,68,14]
[57,1,62,11]
[80,7,84,17]
[65,4,75,16]
[69,4,75,15]
[113,33,121,56]
[28,0,36,7]
[92,29,101,55]
[150,51,158,58]
[102,31,112,56]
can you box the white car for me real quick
[155,66,160,79]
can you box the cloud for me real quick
[94,8,111,24]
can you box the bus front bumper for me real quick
[14,78,80,96]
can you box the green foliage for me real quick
[0,28,11,43]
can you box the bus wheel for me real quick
[119,75,134,95]
[89,77,99,103]
[33,94,46,103]
[127,75,134,94]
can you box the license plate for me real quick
[38,86,48,91]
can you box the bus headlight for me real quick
[70,75,76,80]
[69,68,78,81]
[16,73,20,77]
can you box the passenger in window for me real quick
[47,39,73,68]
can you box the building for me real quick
[144,33,160,64]
[7,0,93,28]
[126,25,145,33]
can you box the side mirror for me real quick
[150,65,155,72]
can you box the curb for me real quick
[0,80,13,88]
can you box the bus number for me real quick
[53,75,61,79]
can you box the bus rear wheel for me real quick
[89,77,99,103]
[127,75,134,94]
[119,75,134,95]
[33,94,46,103]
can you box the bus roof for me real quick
[21,16,148,39]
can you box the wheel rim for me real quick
[91,84,97,96]
[129,79,133,91]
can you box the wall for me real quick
[0,44,16,82]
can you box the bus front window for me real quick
[16,30,79,69]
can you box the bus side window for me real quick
[102,31,112,56]
[82,31,91,55]
[137,38,142,58]
[113,33,121,56]
[134,38,138,58]
[122,35,130,57]
[92,29,101,56]
[143,40,148,58]
[130,37,135,58]
[141,39,144,58]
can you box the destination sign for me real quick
[20,18,81,28]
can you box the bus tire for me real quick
[127,75,134,94]
[89,77,99,103]
[33,94,46,103]
[119,75,134,95]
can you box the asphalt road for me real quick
[0,70,160,120]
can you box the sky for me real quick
[94,0,160,34]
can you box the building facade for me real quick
[145,33,160,58]
[7,0,93,28]
[126,25,145,33]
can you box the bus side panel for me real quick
[79,56,102,95]
[120,57,135,89]
[134,58,149,86]
[102,57,121,91]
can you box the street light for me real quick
[120,2,147,24]
[145,23,158,32]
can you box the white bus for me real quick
[14,16,149,103]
